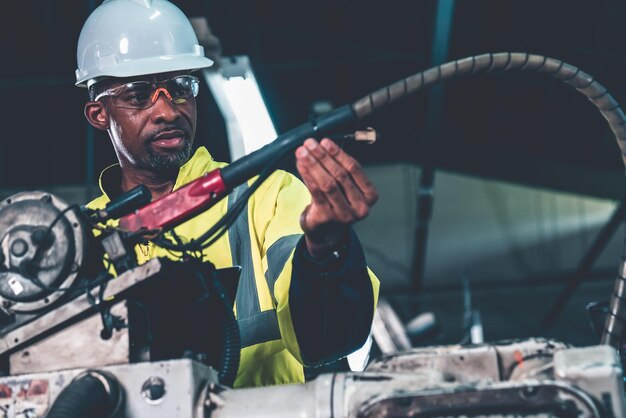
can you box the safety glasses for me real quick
[94,75,200,110]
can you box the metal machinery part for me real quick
[2,259,163,373]
[0,340,621,417]
[206,340,625,418]
[0,192,86,314]
[0,359,218,417]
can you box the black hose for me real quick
[210,272,241,387]
[351,52,626,347]
[46,371,122,418]
[352,52,626,144]
[220,105,355,189]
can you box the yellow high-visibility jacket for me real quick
[88,146,379,388]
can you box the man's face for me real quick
[91,71,197,173]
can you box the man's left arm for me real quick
[289,227,377,366]
[267,138,379,367]
[293,138,380,366]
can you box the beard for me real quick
[143,137,193,172]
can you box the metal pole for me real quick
[541,197,626,328]
[412,0,455,291]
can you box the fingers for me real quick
[295,145,352,223]
[304,139,364,216]
[319,138,379,208]
[295,137,378,223]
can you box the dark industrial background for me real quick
[2,0,626,349]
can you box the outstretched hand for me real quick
[295,138,378,260]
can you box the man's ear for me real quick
[84,101,110,131]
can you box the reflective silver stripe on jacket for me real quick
[264,234,302,302]
[228,183,282,347]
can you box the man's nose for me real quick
[150,88,180,121]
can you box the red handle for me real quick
[119,168,228,232]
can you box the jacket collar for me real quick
[97,146,216,200]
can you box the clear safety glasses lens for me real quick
[96,75,200,109]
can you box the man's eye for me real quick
[170,86,187,96]
[125,92,150,103]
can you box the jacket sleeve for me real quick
[255,170,379,367]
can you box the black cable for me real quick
[29,204,80,268]
[21,267,112,295]
[46,371,122,418]
[190,264,241,387]
[154,146,292,253]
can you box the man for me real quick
[79,0,379,388]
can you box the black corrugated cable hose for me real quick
[46,371,122,418]
[210,271,241,387]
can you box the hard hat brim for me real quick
[76,54,214,88]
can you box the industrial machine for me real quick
[0,53,625,417]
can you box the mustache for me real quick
[146,125,191,143]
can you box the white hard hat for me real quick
[75,0,214,87]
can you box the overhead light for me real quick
[202,56,277,161]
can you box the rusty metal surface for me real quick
[210,347,615,418]
[365,342,501,383]
[366,338,568,384]
[554,346,626,418]
[0,258,161,356]
[0,358,217,418]
[356,381,601,418]
[494,339,568,381]
[10,302,130,375]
